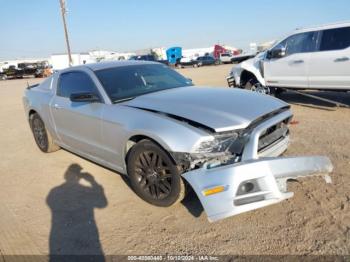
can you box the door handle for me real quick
[292,60,304,64]
[53,104,63,110]
[334,57,349,62]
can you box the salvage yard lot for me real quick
[0,64,349,255]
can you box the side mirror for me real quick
[70,92,100,103]
[267,46,286,59]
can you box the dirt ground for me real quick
[0,64,349,256]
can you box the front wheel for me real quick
[127,140,186,207]
[244,78,271,95]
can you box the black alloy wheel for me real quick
[127,140,186,207]
[31,114,49,151]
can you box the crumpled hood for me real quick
[124,86,288,132]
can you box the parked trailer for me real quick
[166,47,182,65]
[50,53,96,71]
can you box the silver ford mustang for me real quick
[23,61,333,222]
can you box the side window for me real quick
[320,27,350,51]
[57,71,99,98]
[285,32,317,55]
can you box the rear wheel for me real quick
[30,113,60,153]
[127,140,186,207]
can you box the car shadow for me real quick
[277,90,350,110]
[46,164,108,261]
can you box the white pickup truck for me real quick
[227,21,350,94]
[219,53,232,64]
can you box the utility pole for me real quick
[59,0,73,66]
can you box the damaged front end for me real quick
[174,109,333,222]
[171,129,248,170]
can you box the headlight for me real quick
[194,131,240,153]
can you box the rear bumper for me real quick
[182,156,333,222]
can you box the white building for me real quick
[89,50,136,61]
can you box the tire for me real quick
[272,87,284,97]
[193,63,198,68]
[244,78,272,95]
[30,113,60,153]
[127,140,186,207]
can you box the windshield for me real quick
[95,64,193,103]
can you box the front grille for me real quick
[258,121,289,152]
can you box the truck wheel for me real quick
[244,78,271,95]
[30,113,60,153]
[127,140,186,207]
[272,87,284,97]
[0,75,7,80]
[193,63,198,68]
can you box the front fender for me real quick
[230,58,266,87]
[101,105,212,171]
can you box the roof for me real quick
[60,60,159,73]
[294,21,350,33]
[87,60,159,71]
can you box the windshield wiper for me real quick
[113,97,135,103]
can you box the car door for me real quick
[50,70,105,158]
[208,57,215,65]
[308,26,350,90]
[205,57,212,65]
[264,31,317,88]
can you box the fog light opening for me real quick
[240,182,254,193]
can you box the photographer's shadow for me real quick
[46,164,108,260]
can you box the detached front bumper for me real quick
[182,156,333,222]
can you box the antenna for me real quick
[59,0,73,67]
